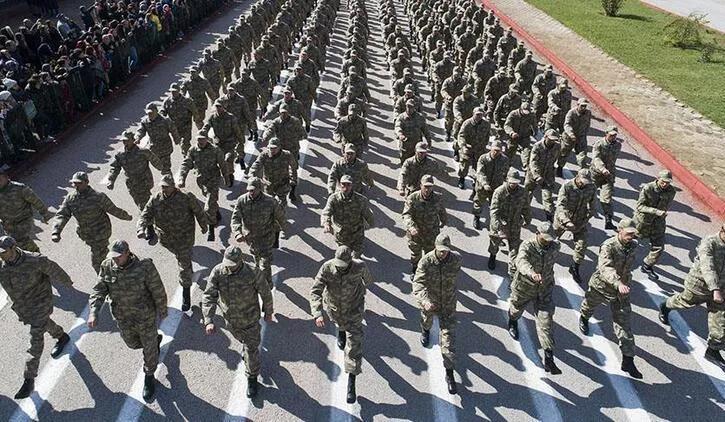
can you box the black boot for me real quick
[305,123,311,133]
[604,215,616,231]
[579,315,589,335]
[207,224,215,242]
[659,301,670,325]
[473,215,481,230]
[457,176,465,189]
[569,263,583,284]
[621,356,643,379]
[50,333,70,358]
[146,226,157,244]
[247,376,258,398]
[545,211,554,222]
[556,166,563,178]
[704,347,725,366]
[346,374,356,404]
[14,378,34,399]
[337,330,347,350]
[446,131,451,142]
[248,129,255,141]
[508,317,519,340]
[227,175,234,188]
[289,185,297,202]
[445,369,457,394]
[237,157,247,174]
[544,349,562,375]
[142,374,156,401]
[641,263,659,281]
[181,286,191,313]
[487,253,497,270]
[420,329,430,347]
[157,334,162,354]
[273,231,280,249]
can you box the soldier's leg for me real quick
[88,238,109,274]
[706,300,725,350]
[521,146,532,172]
[231,322,262,377]
[139,324,160,374]
[129,186,151,211]
[17,238,40,253]
[473,187,489,217]
[611,295,636,357]
[507,236,522,277]
[408,235,423,266]
[439,314,457,369]
[420,309,434,331]
[345,323,364,375]
[174,247,194,288]
[666,288,705,311]
[24,323,47,379]
[572,229,588,265]
[444,105,454,135]
[508,279,535,321]
[542,183,554,214]
[575,136,588,168]
[180,124,192,156]
[600,180,614,218]
[224,152,236,183]
[205,184,220,225]
[488,234,502,256]
[457,156,471,179]
[580,287,608,320]
[254,247,274,288]
[557,137,574,169]
[535,288,555,351]
[643,227,666,267]
[157,154,172,175]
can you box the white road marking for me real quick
[423,327,460,421]
[329,338,356,422]
[0,288,8,311]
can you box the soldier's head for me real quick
[169,83,180,98]
[536,222,556,247]
[605,126,618,143]
[268,138,281,157]
[656,170,673,190]
[343,143,356,162]
[339,174,354,194]
[489,140,503,158]
[145,102,159,118]
[576,98,589,113]
[241,67,250,78]
[69,171,89,192]
[0,166,10,187]
[0,235,19,261]
[404,84,415,98]
[332,245,353,269]
[300,50,309,60]
[261,35,270,46]
[462,84,473,95]
[189,66,199,76]
[213,99,225,113]
[420,174,435,197]
[558,79,569,92]
[121,130,136,148]
[544,64,553,76]
[294,65,304,75]
[196,134,209,148]
[508,83,519,95]
[108,239,131,266]
[222,245,245,271]
[414,142,429,160]
[520,101,531,115]
[279,104,290,120]
[434,233,451,260]
[506,168,521,189]
[617,218,639,244]
[348,103,360,117]
[203,48,212,57]
[473,106,484,123]
[159,174,176,196]
[544,129,559,147]
[405,98,416,113]
[575,168,592,188]
[453,66,463,76]
[283,86,293,100]
[246,177,263,197]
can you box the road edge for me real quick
[481,0,725,218]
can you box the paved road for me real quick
[1,0,724,420]
[641,0,725,32]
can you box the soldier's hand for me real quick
[235,233,246,243]
[137,230,147,240]
[423,302,437,312]
[51,233,61,243]
[87,315,97,329]
[323,224,333,234]
[177,181,185,189]
[398,189,406,197]
[106,182,114,190]
[618,283,631,295]
[314,316,325,328]
[205,323,216,335]
[565,222,575,230]
[409,227,419,237]
[483,184,491,192]
[532,273,543,283]
[511,133,519,140]
[122,214,133,221]
[42,211,53,223]
[714,289,724,303]
[659,210,668,218]
[200,224,208,234]
[536,176,544,184]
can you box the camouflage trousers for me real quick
[229,320,262,377]
[334,231,365,258]
[150,152,173,175]
[524,177,555,214]
[264,182,291,210]
[219,140,243,184]
[558,133,588,169]
[580,288,635,357]
[198,177,221,225]
[84,237,110,274]
[432,82,443,113]
[532,94,547,122]
[336,322,364,375]
[408,231,437,266]
[472,185,495,216]
[509,280,555,350]
[4,222,40,252]
[128,183,152,211]
[638,224,666,267]
[666,288,725,350]
[160,238,194,288]
[17,238,40,253]
[250,240,274,288]
[457,149,481,178]
[25,317,65,378]
[554,225,589,264]
[399,140,417,165]
[451,119,464,145]
[421,310,456,369]
[507,137,532,171]
[177,123,193,156]
[443,102,454,133]
[117,318,159,374]
[594,174,615,217]
[488,233,522,278]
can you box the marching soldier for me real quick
[333,103,370,157]
[0,236,73,399]
[532,65,556,122]
[262,104,307,162]
[397,142,447,197]
[488,168,531,276]
[311,245,374,404]
[0,168,53,252]
[504,101,537,171]
[456,107,491,189]
[322,175,374,258]
[162,83,201,156]
[136,102,179,175]
[395,100,432,164]
[557,98,591,176]
[413,233,462,394]
[403,175,448,270]
[327,144,374,194]
[106,130,162,211]
[203,246,274,398]
[183,68,216,122]
[591,126,622,230]
[525,129,561,222]
[472,140,510,229]
[201,100,246,187]
[634,170,676,281]
[250,138,299,206]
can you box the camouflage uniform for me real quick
[201,107,246,182]
[397,154,447,196]
[90,254,166,374]
[489,178,531,276]
[262,115,307,159]
[403,188,447,266]
[178,141,227,225]
[321,190,374,257]
[310,249,374,374]
[559,104,591,169]
[0,181,52,252]
[395,110,431,163]
[440,72,466,136]
[532,69,556,120]
[473,149,510,216]
[286,70,317,122]
[591,132,621,219]
[504,106,537,170]
[184,71,217,117]
[231,73,263,119]
[0,248,72,379]
[554,175,597,264]
[250,146,299,208]
[432,56,455,113]
[136,110,179,175]
[327,152,374,194]
[545,85,572,133]
[525,137,561,215]
[633,175,676,268]
[457,114,491,179]
[107,136,161,210]
[200,51,225,95]
[162,90,200,156]
[333,111,370,156]
[138,187,208,288]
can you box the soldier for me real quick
[138,175,208,313]
[88,240,167,401]
[507,223,562,374]
[394,84,423,116]
[264,87,307,128]
[106,130,162,211]
[546,79,572,134]
[395,100,432,164]
[250,138,299,206]
[321,175,374,258]
[440,67,466,140]
[579,218,643,379]
[504,101,537,171]
[231,178,287,288]
[397,142,447,197]
[431,52,455,115]
[177,134,227,241]
[200,48,225,96]
[328,144,374,194]
[473,140,510,229]
[659,223,725,366]
[554,168,597,284]
[403,175,448,270]
[493,84,522,135]
[184,67,217,120]
[472,52,496,99]
[333,104,370,157]
[532,65,556,122]
[311,245,374,404]
[0,168,53,252]
[162,83,201,156]
[525,129,561,221]
[483,69,509,118]
[222,86,257,147]
[262,104,307,161]
[201,100,246,187]
[488,169,531,276]
[413,233,462,394]
[451,85,481,156]
[136,102,179,175]
[52,171,133,273]
[514,51,537,96]
[634,170,676,281]
[591,127,621,230]
[287,65,316,130]
[557,98,591,175]
[0,236,73,399]
[249,50,273,110]
[231,68,263,140]
[203,245,274,398]
[457,107,491,189]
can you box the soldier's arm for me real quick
[360,264,374,287]
[309,266,327,318]
[420,119,431,142]
[563,110,575,135]
[22,185,52,221]
[143,259,168,317]
[556,184,572,224]
[255,269,274,315]
[249,154,264,179]
[40,255,73,286]
[288,153,299,186]
[362,197,374,228]
[273,198,288,233]
[635,185,662,215]
[230,199,247,237]
[412,260,433,308]
[178,151,194,184]
[89,274,109,320]
[106,154,123,186]
[241,99,257,130]
[51,195,73,236]
[598,242,623,288]
[698,238,722,291]
[320,195,334,227]
[187,97,201,125]
[362,121,370,145]
[437,198,448,227]
[204,79,217,100]
[138,199,155,234]
[187,192,210,229]
[503,112,516,136]
[327,163,339,194]
[261,121,275,143]
[233,121,245,157]
[362,162,374,188]
[135,121,147,141]
[529,147,544,179]
[516,243,537,279]
[201,269,221,325]
[99,192,133,221]
[402,195,416,230]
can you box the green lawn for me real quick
[525,0,725,129]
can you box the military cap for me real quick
[525,50,533,56]
[268,138,282,148]
[279,104,289,113]
[606,126,618,135]
[340,174,354,184]
[332,245,353,267]
[537,222,556,242]
[462,84,473,93]
[506,168,521,183]
[577,168,592,183]
[227,85,236,92]
[545,64,553,71]
[421,174,435,186]
[344,143,356,154]
[544,128,560,139]
[0,236,17,253]
[246,177,262,191]
[213,99,224,107]
[473,107,485,115]
[70,171,89,183]
[108,239,130,258]
[397,50,405,57]
[196,134,209,141]
[261,35,269,41]
[122,129,135,140]
[490,140,503,150]
[577,98,589,106]
[415,141,429,152]
[403,68,412,75]
[222,245,244,266]
[520,101,531,112]
[169,83,180,91]
[348,103,359,112]
[145,102,158,111]
[159,174,175,187]
[434,233,452,252]
[189,67,199,74]
[283,86,293,94]
[558,79,569,87]
[508,84,519,93]
[658,170,673,183]
[618,218,638,234]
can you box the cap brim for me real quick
[435,245,451,252]
[507,177,521,183]
[108,250,123,258]
[222,258,239,266]
[540,234,555,242]
[621,228,638,235]
[332,258,349,267]
[422,182,435,187]
[70,178,85,183]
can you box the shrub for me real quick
[662,13,709,48]
[601,0,626,17]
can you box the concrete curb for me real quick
[482,0,725,218]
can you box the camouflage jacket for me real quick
[250,149,299,188]
[588,235,638,298]
[395,111,430,144]
[685,233,725,295]
[231,76,263,110]
[203,262,273,326]
[514,236,560,288]
[162,94,199,128]
[490,184,530,236]
[178,143,226,185]
[52,187,132,242]
[0,181,52,240]
[633,181,676,228]
[441,75,466,103]
[453,93,480,122]
[402,191,447,236]
[310,259,373,328]
[262,116,306,153]
[202,109,245,148]
[138,189,208,247]
[554,180,596,231]
[321,191,374,239]
[249,58,273,88]
[527,140,560,185]
[397,156,447,193]
[547,88,572,112]
[107,145,160,190]
[413,249,462,316]
[564,108,591,140]
[231,192,286,242]
[266,97,305,122]
[494,92,522,124]
[200,56,224,85]
[504,109,537,139]
[476,152,510,190]
[327,158,374,194]
[137,114,179,157]
[432,58,455,83]
[591,138,621,182]
[222,92,256,130]
[0,249,72,324]
[457,117,491,158]
[286,73,316,104]
[333,115,369,148]
[184,74,217,105]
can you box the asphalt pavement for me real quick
[0,0,723,421]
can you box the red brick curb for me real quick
[482,0,725,218]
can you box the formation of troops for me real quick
[0,0,723,410]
